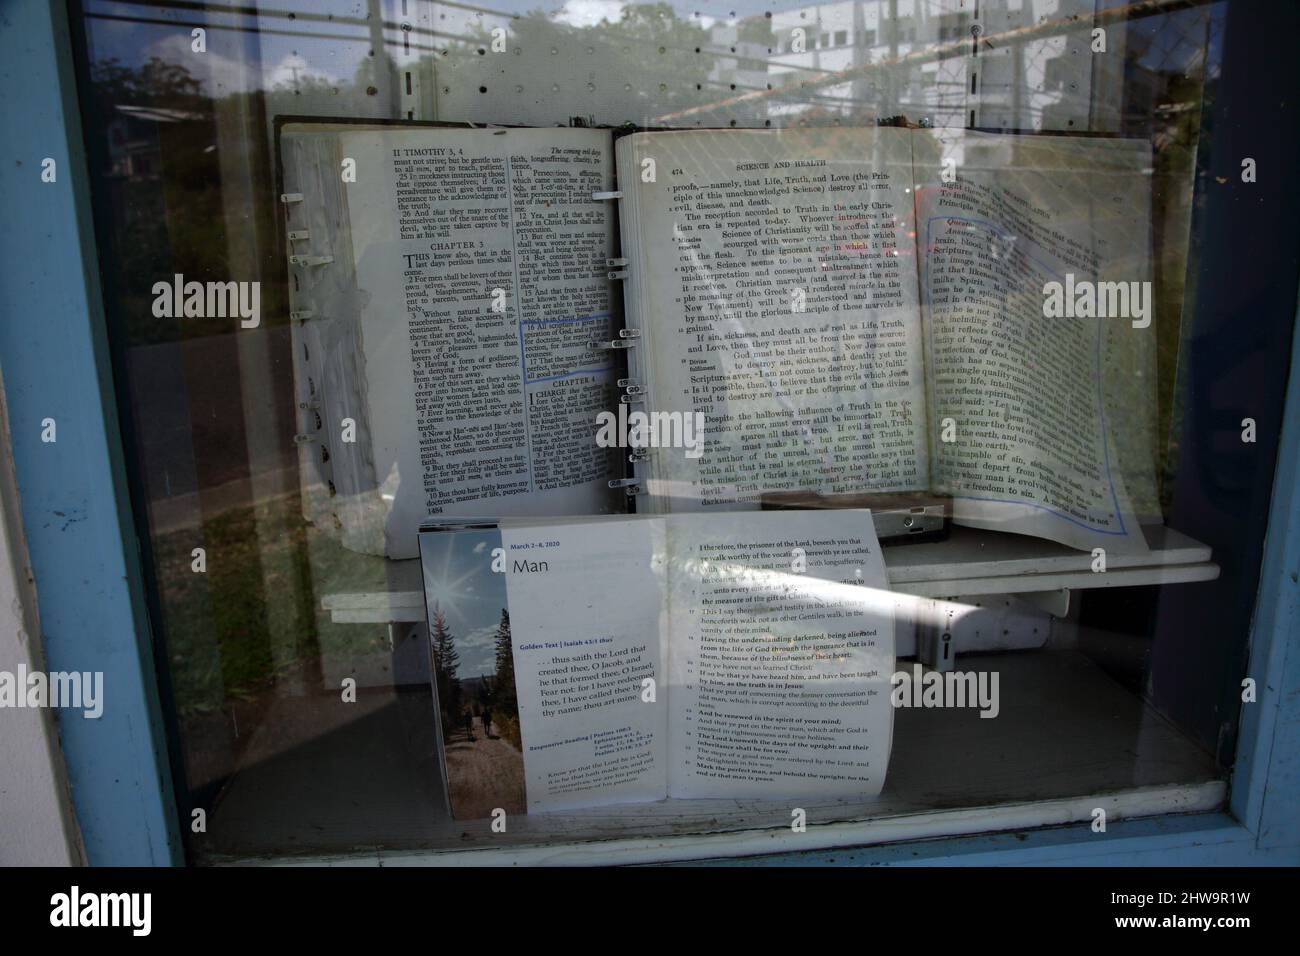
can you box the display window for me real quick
[39,0,1296,864]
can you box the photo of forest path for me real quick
[428,595,525,818]
[423,527,526,819]
[445,710,525,819]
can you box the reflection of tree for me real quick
[90,56,209,115]
[88,57,225,346]
[737,15,774,49]
[452,4,713,105]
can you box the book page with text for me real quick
[342,127,623,558]
[663,510,894,800]
[914,129,1155,553]
[617,128,927,513]
[499,517,669,812]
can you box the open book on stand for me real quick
[280,122,1160,560]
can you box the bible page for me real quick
[497,517,669,812]
[342,127,624,558]
[914,129,1156,553]
[663,510,894,800]
[616,128,928,512]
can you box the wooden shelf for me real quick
[888,523,1218,597]
[321,524,1218,625]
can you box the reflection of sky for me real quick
[1129,2,1223,77]
[83,0,1221,95]
[82,0,778,88]
[421,528,508,679]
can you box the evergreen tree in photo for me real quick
[429,602,462,737]
[493,609,517,720]
[492,609,522,749]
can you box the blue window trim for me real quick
[0,0,182,865]
[0,0,1293,866]
[1231,290,1300,851]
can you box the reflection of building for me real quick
[768,0,890,122]
[106,105,202,180]
[705,20,771,103]
[714,0,1124,132]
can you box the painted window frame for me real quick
[1,0,1295,866]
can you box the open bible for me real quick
[280,123,1159,559]
[417,509,894,818]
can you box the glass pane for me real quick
[68,0,1284,862]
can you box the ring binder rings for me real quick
[277,122,1150,557]
[279,122,640,557]
[608,478,643,495]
